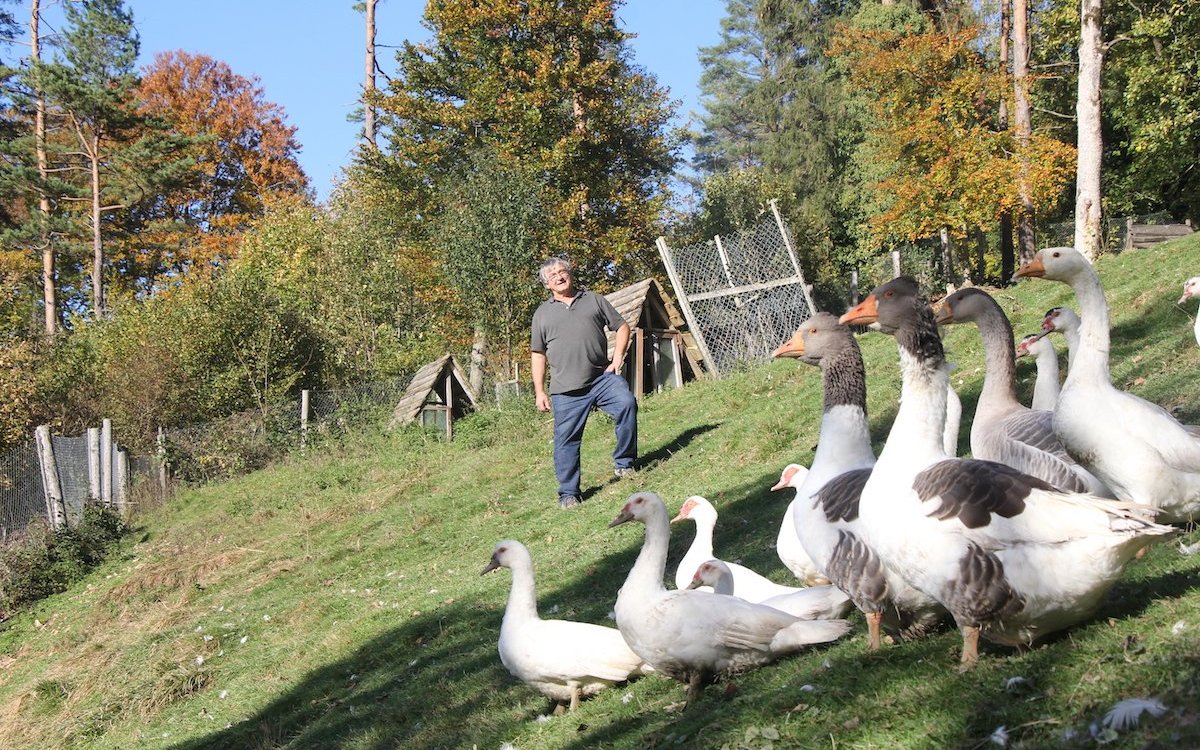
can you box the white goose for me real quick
[481,539,649,711]
[686,559,853,620]
[1018,247,1200,522]
[840,276,1177,668]
[771,464,829,585]
[772,313,947,649]
[671,495,804,602]
[935,287,1112,496]
[609,492,852,706]
[1178,276,1200,346]
[1015,332,1060,412]
[1041,306,1082,371]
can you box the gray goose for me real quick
[936,287,1112,497]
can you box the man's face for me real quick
[543,264,573,295]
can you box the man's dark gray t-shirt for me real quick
[531,290,626,395]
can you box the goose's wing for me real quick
[981,411,1090,493]
[914,459,1165,546]
[523,619,644,682]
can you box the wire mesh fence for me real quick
[658,208,817,376]
[0,440,46,541]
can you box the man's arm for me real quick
[606,322,631,374]
[531,350,551,412]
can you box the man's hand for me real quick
[535,392,551,412]
[605,358,624,374]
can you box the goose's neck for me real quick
[1032,345,1060,406]
[879,323,949,465]
[690,518,716,559]
[628,514,670,593]
[974,311,1020,407]
[504,560,540,623]
[813,343,873,460]
[1066,267,1111,382]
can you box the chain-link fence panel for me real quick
[1,440,45,540]
[51,435,91,524]
[659,211,817,375]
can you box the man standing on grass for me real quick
[530,256,637,509]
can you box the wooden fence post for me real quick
[1124,216,1134,252]
[87,427,101,501]
[101,418,112,507]
[892,250,902,279]
[34,425,67,529]
[300,390,310,453]
[157,427,169,501]
[115,449,129,516]
[850,270,859,306]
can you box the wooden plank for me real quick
[687,275,804,303]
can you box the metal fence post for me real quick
[34,425,67,529]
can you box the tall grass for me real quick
[0,237,1198,749]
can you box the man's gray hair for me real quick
[538,256,573,285]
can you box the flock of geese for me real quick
[480,246,1199,713]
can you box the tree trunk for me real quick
[1074,0,1104,261]
[90,135,104,316]
[998,0,1015,284]
[470,324,486,396]
[32,0,56,335]
[939,227,954,287]
[1013,0,1037,264]
[364,0,377,148]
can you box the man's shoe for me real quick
[558,495,582,509]
[614,467,637,479]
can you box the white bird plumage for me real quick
[687,559,853,620]
[1015,332,1061,412]
[771,464,830,585]
[481,539,649,711]
[772,313,947,649]
[1178,276,1200,346]
[1018,247,1200,522]
[840,276,1177,669]
[609,492,851,706]
[671,495,807,602]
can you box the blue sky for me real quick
[21,1,727,203]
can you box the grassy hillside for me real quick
[2,237,1199,750]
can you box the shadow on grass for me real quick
[166,469,1199,750]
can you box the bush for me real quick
[0,504,127,620]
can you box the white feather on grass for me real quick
[1103,698,1168,730]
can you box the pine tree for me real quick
[365,0,677,286]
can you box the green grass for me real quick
[2,237,1200,749]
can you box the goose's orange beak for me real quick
[771,330,805,358]
[840,294,879,326]
[1014,254,1045,279]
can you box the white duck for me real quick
[671,495,805,602]
[1018,247,1200,522]
[1178,276,1200,346]
[687,559,852,620]
[840,276,1177,668]
[772,313,947,649]
[771,464,829,585]
[481,539,649,711]
[935,287,1112,496]
[1015,332,1060,411]
[609,492,852,706]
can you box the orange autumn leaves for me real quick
[830,26,1075,247]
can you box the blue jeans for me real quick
[551,372,637,498]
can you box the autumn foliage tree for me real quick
[133,51,309,285]
[830,15,1075,277]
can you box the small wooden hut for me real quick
[388,355,479,438]
[604,278,709,399]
